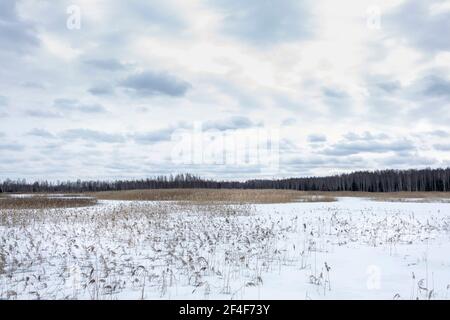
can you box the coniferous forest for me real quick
[1,168,450,193]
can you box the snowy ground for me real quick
[1,197,450,300]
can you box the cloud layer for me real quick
[0,0,449,180]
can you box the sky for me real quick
[0,0,449,181]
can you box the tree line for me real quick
[1,168,450,193]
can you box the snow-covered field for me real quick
[1,197,450,300]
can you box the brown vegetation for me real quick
[305,191,450,202]
[91,189,450,204]
[90,189,337,204]
[0,196,97,209]
[2,190,450,209]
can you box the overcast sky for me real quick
[1,0,449,181]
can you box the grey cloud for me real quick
[0,143,24,151]
[206,77,263,109]
[308,134,327,143]
[322,140,415,156]
[419,75,450,101]
[0,96,8,117]
[132,116,258,145]
[53,98,77,107]
[132,127,174,145]
[368,72,450,100]
[366,75,402,94]
[0,95,8,106]
[40,143,63,151]
[401,73,450,124]
[120,71,191,97]
[282,155,366,170]
[376,81,401,93]
[27,128,56,139]
[364,72,450,125]
[434,144,450,151]
[123,0,186,32]
[380,154,437,167]
[203,116,259,131]
[53,99,107,113]
[0,0,39,54]
[77,104,107,113]
[343,131,389,141]
[427,130,450,138]
[61,129,125,143]
[279,138,298,152]
[132,121,192,145]
[77,104,106,113]
[386,0,450,53]
[88,85,114,96]
[322,87,352,115]
[83,58,127,71]
[25,110,62,118]
[21,81,46,90]
[211,0,314,45]
[323,87,348,100]
[281,118,297,126]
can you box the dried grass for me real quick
[304,191,450,203]
[0,196,97,209]
[89,189,336,204]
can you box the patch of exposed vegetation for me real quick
[90,189,336,204]
[0,196,97,210]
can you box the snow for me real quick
[1,197,450,300]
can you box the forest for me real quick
[1,168,450,193]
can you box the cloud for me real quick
[132,127,175,145]
[122,0,186,32]
[427,130,450,138]
[0,143,24,151]
[27,128,56,139]
[386,0,450,53]
[375,81,402,93]
[380,154,437,167]
[83,58,127,71]
[25,110,62,118]
[0,95,8,106]
[132,121,194,145]
[61,129,125,143]
[308,134,327,143]
[0,96,8,117]
[203,116,259,131]
[343,132,390,141]
[281,118,297,126]
[366,74,402,94]
[53,99,107,113]
[321,87,353,116]
[419,75,450,101]
[322,87,348,100]
[88,85,114,96]
[322,140,415,156]
[282,155,366,172]
[2,0,450,180]
[132,116,259,145]
[400,73,450,124]
[434,144,450,151]
[21,81,45,89]
[0,0,39,54]
[211,0,314,45]
[279,138,298,152]
[119,71,191,97]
